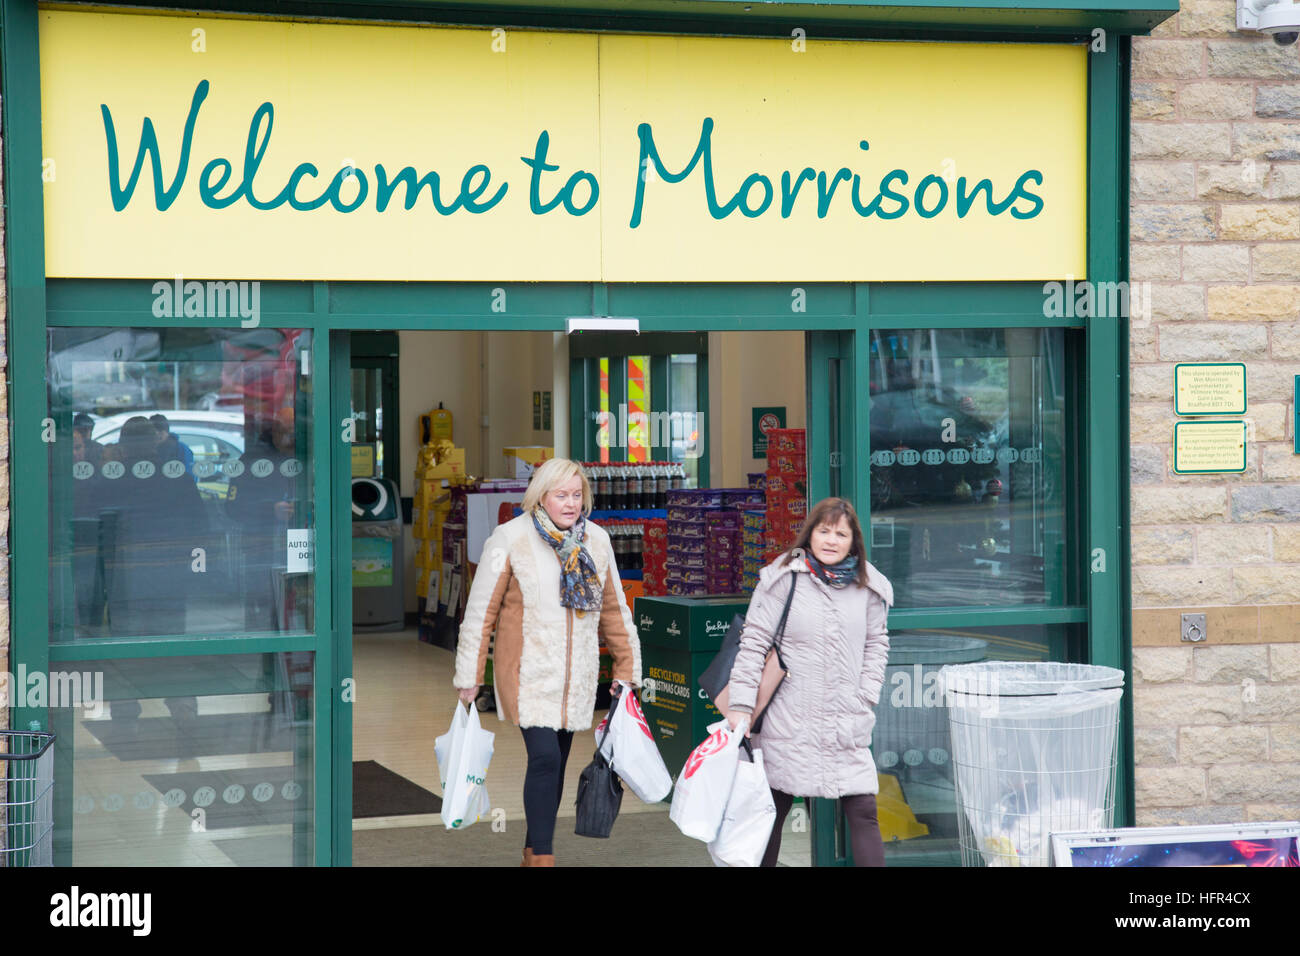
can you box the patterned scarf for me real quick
[805,552,860,589]
[531,508,604,612]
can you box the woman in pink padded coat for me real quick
[724,496,894,867]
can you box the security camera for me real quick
[1239,0,1300,44]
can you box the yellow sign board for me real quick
[351,444,376,478]
[1175,363,1247,416]
[39,11,1087,282]
[1173,421,1247,474]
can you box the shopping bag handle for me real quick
[596,689,620,758]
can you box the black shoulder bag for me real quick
[574,699,625,838]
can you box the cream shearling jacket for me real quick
[453,513,642,731]
[727,550,893,799]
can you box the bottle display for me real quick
[656,462,670,509]
[611,462,626,511]
[628,461,643,510]
[595,463,610,511]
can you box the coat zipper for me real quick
[561,607,573,727]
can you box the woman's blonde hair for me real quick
[520,457,593,517]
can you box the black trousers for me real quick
[761,789,886,867]
[520,726,575,855]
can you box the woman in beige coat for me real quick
[454,458,641,866]
[724,496,893,867]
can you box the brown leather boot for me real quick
[531,853,555,866]
[521,848,533,867]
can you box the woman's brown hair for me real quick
[781,496,869,587]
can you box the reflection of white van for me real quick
[92,410,245,499]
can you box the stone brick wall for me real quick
[1130,2,1300,826]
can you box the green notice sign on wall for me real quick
[753,406,786,458]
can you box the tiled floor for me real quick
[352,628,811,866]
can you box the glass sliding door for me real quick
[865,326,1084,867]
[48,327,316,642]
[867,328,1070,609]
[42,322,332,866]
[806,324,1085,867]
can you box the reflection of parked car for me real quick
[92,410,244,500]
[869,387,999,509]
[48,329,160,412]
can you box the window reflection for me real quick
[51,652,315,866]
[868,329,1068,608]
[50,328,313,641]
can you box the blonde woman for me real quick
[454,457,642,866]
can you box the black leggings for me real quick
[520,726,575,855]
[761,789,885,867]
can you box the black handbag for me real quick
[698,571,798,735]
[574,708,624,838]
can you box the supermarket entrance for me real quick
[342,327,841,866]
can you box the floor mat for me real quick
[352,760,442,818]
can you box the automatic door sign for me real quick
[287,529,314,573]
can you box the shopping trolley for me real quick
[1,731,56,867]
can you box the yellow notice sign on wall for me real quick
[1175,363,1247,416]
[40,11,1087,281]
[1173,421,1247,474]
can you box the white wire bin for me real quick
[1,731,57,867]
[938,663,1123,867]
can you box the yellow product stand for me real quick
[419,404,454,446]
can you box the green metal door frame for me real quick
[330,330,355,866]
[4,0,1136,866]
[349,332,402,483]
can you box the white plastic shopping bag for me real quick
[707,745,777,867]
[594,684,672,803]
[435,702,495,830]
[669,718,746,842]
